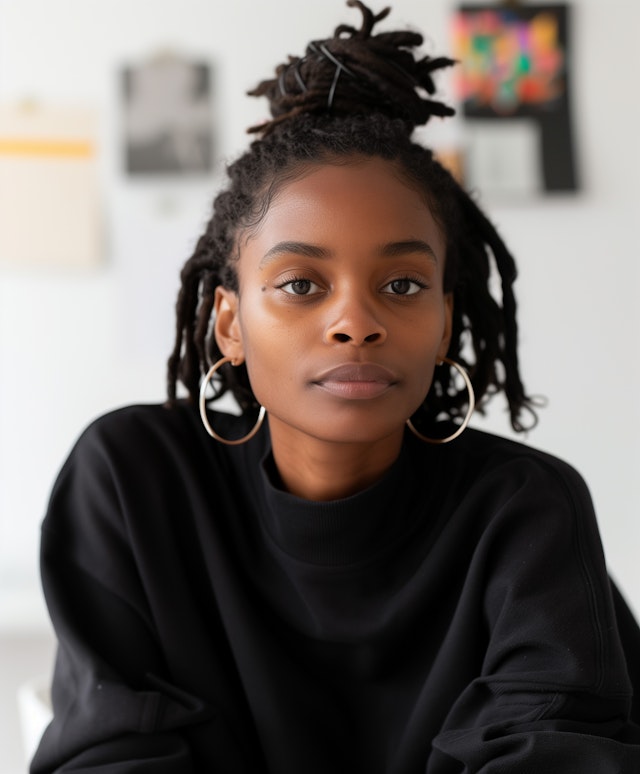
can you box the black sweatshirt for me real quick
[32,402,640,772]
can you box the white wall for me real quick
[1,0,639,633]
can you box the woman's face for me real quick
[215,156,452,448]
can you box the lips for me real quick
[312,362,398,399]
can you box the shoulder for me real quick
[447,430,606,575]
[451,427,592,503]
[408,426,600,550]
[66,401,215,470]
[44,402,249,540]
[77,401,200,447]
[55,401,265,498]
[77,401,262,453]
[48,402,209,509]
[450,432,623,690]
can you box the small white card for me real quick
[465,119,542,199]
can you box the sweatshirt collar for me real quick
[256,434,438,566]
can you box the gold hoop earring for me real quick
[406,357,475,445]
[199,356,266,445]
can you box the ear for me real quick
[437,293,454,361]
[214,286,244,363]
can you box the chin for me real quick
[305,420,405,446]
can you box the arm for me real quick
[430,453,640,773]
[31,420,211,773]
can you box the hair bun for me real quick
[248,0,456,135]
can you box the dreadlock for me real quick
[167,0,538,433]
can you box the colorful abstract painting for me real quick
[451,4,577,193]
[452,6,566,115]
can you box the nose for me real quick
[324,292,387,346]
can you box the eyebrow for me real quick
[259,239,438,268]
[380,239,438,262]
[260,241,329,267]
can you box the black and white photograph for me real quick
[122,55,213,175]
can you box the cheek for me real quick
[236,308,301,404]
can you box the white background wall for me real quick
[0,0,639,767]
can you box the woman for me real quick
[32,3,640,771]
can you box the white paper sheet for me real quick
[0,103,101,268]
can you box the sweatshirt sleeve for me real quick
[30,417,212,773]
[430,452,640,773]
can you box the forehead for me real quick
[243,156,445,256]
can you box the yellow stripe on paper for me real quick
[0,138,95,158]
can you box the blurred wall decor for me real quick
[0,103,101,267]
[122,52,214,175]
[451,3,578,197]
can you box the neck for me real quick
[267,418,405,501]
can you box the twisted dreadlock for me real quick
[167,0,538,432]
[247,1,455,134]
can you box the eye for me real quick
[382,277,427,296]
[278,277,321,296]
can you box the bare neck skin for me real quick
[267,416,405,501]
